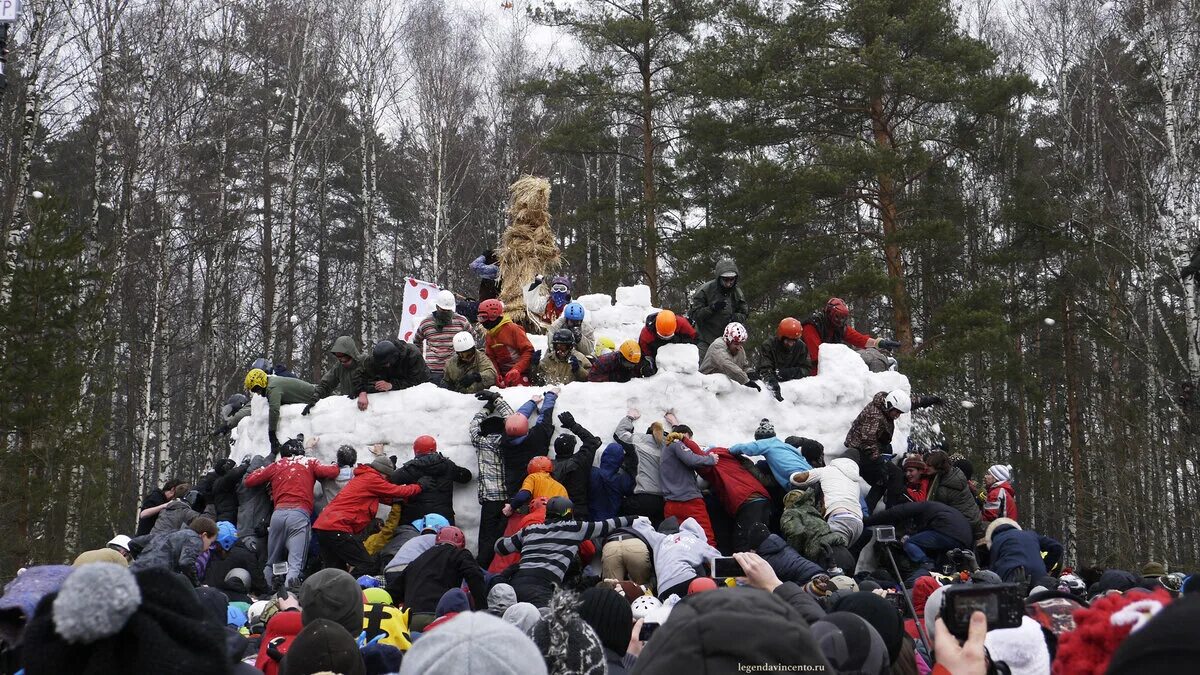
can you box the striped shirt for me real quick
[495,516,634,582]
[414,313,473,373]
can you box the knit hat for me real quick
[983,616,1050,675]
[503,602,542,634]
[1053,589,1173,674]
[987,464,1012,482]
[831,576,859,593]
[903,456,926,471]
[578,587,632,655]
[400,611,548,675]
[1142,562,1168,578]
[811,612,890,675]
[554,434,577,457]
[488,583,517,617]
[688,577,718,594]
[20,564,228,675]
[529,589,606,675]
[922,585,949,644]
[280,617,366,675]
[300,568,366,637]
[754,418,775,440]
[72,548,129,568]
[370,454,395,475]
[832,591,904,664]
[985,517,1021,548]
[805,574,835,597]
[437,588,471,617]
[1107,594,1200,674]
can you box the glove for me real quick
[878,338,901,351]
[558,411,576,428]
[475,390,501,402]
[462,372,482,385]
[743,380,761,391]
[301,403,314,416]
[416,476,435,492]
[504,369,523,387]
[268,430,281,452]
[569,356,581,371]
[772,388,784,403]
[711,300,727,312]
[746,369,759,381]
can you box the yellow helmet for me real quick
[595,336,617,356]
[244,368,268,391]
[618,340,642,364]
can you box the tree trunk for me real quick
[869,93,915,351]
[260,62,276,360]
[640,7,658,301]
[1062,293,1085,563]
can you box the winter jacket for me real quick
[589,443,635,520]
[136,489,171,536]
[845,391,904,458]
[756,533,824,585]
[511,472,569,508]
[314,466,354,513]
[263,374,317,434]
[988,525,1052,583]
[771,581,830,626]
[130,528,206,586]
[928,467,985,541]
[211,468,242,523]
[441,349,497,393]
[414,312,475,374]
[614,416,665,496]
[148,500,201,539]
[688,258,749,348]
[236,454,273,537]
[755,336,813,384]
[547,314,596,356]
[469,397,516,503]
[395,543,488,614]
[728,437,811,488]
[631,516,720,594]
[390,452,471,524]
[313,335,361,400]
[353,342,430,394]
[659,438,716,502]
[863,501,973,548]
[795,458,862,517]
[537,348,590,385]
[801,312,873,375]
[587,351,656,382]
[483,316,535,378]
[694,447,770,515]
[983,481,1018,522]
[551,418,601,518]
[637,313,699,360]
[501,393,558,497]
[383,533,436,572]
[699,337,751,384]
[780,489,845,561]
[487,502,549,573]
[496,516,633,582]
[313,464,422,535]
[203,537,269,595]
[244,455,340,514]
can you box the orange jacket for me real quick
[484,317,534,376]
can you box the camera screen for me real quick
[952,593,998,623]
[712,557,746,577]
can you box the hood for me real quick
[599,443,625,471]
[436,588,471,617]
[830,457,860,482]
[715,258,739,279]
[757,533,788,556]
[911,576,941,619]
[678,517,706,541]
[281,618,366,675]
[327,335,362,362]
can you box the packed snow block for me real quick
[616,284,652,308]
[576,293,612,313]
[231,343,910,555]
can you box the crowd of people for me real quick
[2,258,1197,675]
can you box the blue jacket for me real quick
[589,443,635,520]
[728,438,812,488]
[990,526,1057,582]
[756,534,824,585]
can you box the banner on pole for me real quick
[398,277,440,344]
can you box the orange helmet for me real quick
[527,456,553,475]
[619,340,642,364]
[778,317,803,340]
[655,310,677,338]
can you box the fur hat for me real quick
[401,611,548,675]
[754,418,775,440]
[903,456,927,471]
[985,517,1021,548]
[529,589,606,675]
[984,616,1050,675]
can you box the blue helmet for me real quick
[216,521,238,551]
[415,513,450,533]
[564,302,585,322]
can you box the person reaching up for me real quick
[352,339,430,411]
[801,297,899,374]
[504,456,568,516]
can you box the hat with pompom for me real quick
[529,589,606,675]
[1052,588,1173,674]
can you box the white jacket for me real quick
[799,458,862,518]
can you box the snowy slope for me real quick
[230,285,909,553]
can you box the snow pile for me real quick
[576,283,659,349]
[230,286,909,554]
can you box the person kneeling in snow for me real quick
[537,328,590,385]
[478,298,535,387]
[631,515,721,600]
[548,301,595,355]
[588,340,656,382]
[352,339,430,411]
[700,322,762,391]
[755,317,814,401]
[441,331,498,393]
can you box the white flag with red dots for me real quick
[398,277,441,343]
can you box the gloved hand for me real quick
[878,338,901,352]
[569,356,581,371]
[462,372,483,385]
[743,380,761,391]
[504,369,523,387]
[301,403,314,416]
[746,369,759,381]
[767,381,784,402]
[711,300,727,312]
[530,274,544,289]
[475,390,501,402]
[415,476,435,492]
[558,411,576,428]
[269,430,281,454]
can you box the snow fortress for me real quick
[230,285,910,553]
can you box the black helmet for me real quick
[336,445,357,467]
[221,393,249,419]
[546,496,574,519]
[215,458,236,475]
[373,340,399,365]
[279,437,305,457]
[551,329,576,346]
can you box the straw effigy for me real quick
[497,175,560,331]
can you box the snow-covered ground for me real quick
[230,285,909,553]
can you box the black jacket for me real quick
[391,543,487,615]
[353,342,430,394]
[211,468,242,523]
[756,534,825,586]
[203,537,269,595]
[551,419,602,518]
[390,453,472,524]
[755,336,813,383]
[863,501,973,548]
[502,413,556,498]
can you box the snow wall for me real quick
[230,285,910,554]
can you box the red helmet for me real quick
[527,456,553,475]
[504,413,529,437]
[478,299,505,322]
[777,317,803,340]
[825,298,850,325]
[413,435,437,456]
[435,526,466,549]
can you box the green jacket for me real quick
[688,258,749,345]
[313,335,362,400]
[754,336,813,383]
[538,349,591,385]
[780,489,843,561]
[353,341,430,395]
[265,375,316,433]
[442,350,498,393]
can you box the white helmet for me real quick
[452,331,476,352]
[435,290,456,311]
[884,390,912,414]
[107,535,132,551]
[630,594,662,620]
[723,322,748,344]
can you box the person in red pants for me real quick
[659,425,717,546]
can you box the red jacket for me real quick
[314,465,422,534]
[982,481,1018,522]
[244,456,340,514]
[638,315,699,359]
[484,317,534,377]
[800,316,871,375]
[695,447,769,515]
[488,503,546,573]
